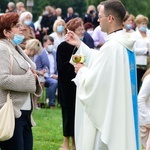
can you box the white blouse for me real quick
[50,32,65,51]
[138,74,150,125]
[133,28,150,66]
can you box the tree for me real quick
[32,0,86,21]
[1,0,150,25]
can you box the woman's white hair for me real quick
[19,11,33,23]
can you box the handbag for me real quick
[0,45,15,141]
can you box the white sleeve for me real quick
[138,75,150,125]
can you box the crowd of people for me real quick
[0,0,150,150]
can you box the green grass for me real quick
[32,107,63,150]
[32,102,145,150]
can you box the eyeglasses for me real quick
[98,15,109,19]
[75,28,85,33]
[12,23,23,28]
[98,15,114,20]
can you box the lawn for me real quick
[32,104,145,150]
[32,107,63,150]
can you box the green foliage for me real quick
[122,0,150,17]
[1,0,150,24]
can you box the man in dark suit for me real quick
[65,7,78,23]
[34,35,58,108]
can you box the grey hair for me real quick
[19,11,33,23]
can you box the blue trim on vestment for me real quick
[127,49,140,150]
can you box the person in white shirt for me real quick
[132,14,150,92]
[50,19,66,51]
[138,68,150,150]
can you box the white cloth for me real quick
[72,30,139,150]
[50,32,65,50]
[21,93,31,110]
[138,74,150,125]
[48,53,55,74]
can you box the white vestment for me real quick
[72,30,141,150]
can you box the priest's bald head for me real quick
[98,0,126,34]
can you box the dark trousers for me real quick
[45,77,58,106]
[0,110,33,150]
[137,68,146,92]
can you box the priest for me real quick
[65,0,141,150]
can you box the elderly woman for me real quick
[123,14,135,33]
[24,39,42,59]
[50,19,66,51]
[132,14,150,92]
[24,39,46,109]
[57,17,93,150]
[0,13,42,150]
[19,11,35,50]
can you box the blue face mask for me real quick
[47,45,54,53]
[139,26,147,32]
[24,20,32,26]
[12,34,25,45]
[57,25,64,33]
[126,24,132,30]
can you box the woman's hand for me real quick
[51,74,58,80]
[30,68,38,82]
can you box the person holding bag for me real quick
[0,12,42,150]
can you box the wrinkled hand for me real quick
[39,69,47,76]
[74,63,84,74]
[51,74,58,80]
[65,30,81,48]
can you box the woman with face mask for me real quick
[24,39,45,110]
[50,19,66,51]
[123,13,135,33]
[132,14,150,92]
[57,17,94,150]
[0,13,42,150]
[19,11,35,50]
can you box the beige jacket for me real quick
[0,39,42,125]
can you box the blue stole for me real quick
[127,49,140,150]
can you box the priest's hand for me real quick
[74,63,84,74]
[65,30,81,48]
